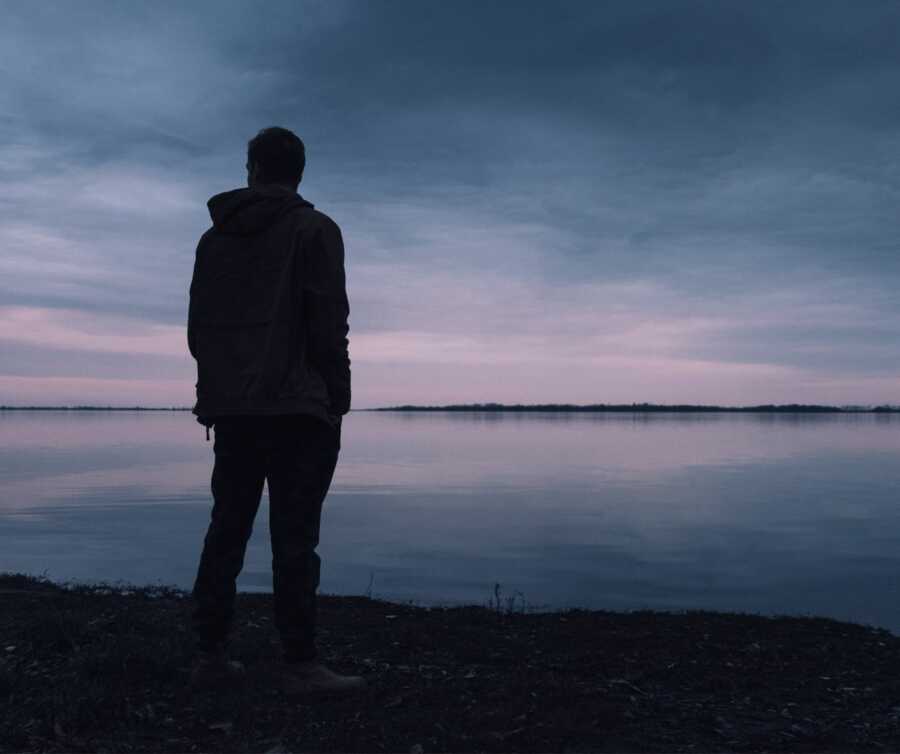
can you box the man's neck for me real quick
[253,182,297,193]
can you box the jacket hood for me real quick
[207,185,314,235]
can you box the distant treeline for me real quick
[0,406,192,411]
[369,403,900,413]
[2,403,899,413]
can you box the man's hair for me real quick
[247,126,306,186]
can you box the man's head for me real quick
[246,127,306,191]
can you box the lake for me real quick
[1,409,899,632]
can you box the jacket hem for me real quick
[193,399,338,430]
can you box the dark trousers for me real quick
[192,413,340,662]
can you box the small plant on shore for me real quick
[487,582,528,615]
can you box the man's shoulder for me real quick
[296,208,343,256]
[195,226,216,256]
[301,207,341,235]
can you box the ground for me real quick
[1,573,899,752]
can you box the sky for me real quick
[1,0,899,408]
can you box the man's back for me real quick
[188,183,350,431]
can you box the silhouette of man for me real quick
[187,126,364,695]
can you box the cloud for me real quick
[0,307,186,357]
[1,1,899,405]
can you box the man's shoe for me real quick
[282,660,367,696]
[189,647,246,688]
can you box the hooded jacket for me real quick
[188,184,350,431]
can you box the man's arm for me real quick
[187,239,203,360]
[303,217,351,416]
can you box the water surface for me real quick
[1,410,898,631]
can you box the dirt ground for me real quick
[2,573,899,752]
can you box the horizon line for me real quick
[1,402,898,413]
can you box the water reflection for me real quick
[1,410,898,632]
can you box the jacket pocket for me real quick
[196,320,272,400]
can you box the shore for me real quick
[2,574,899,752]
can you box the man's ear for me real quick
[247,160,262,186]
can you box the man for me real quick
[187,126,365,695]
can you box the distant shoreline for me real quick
[0,406,193,411]
[2,403,898,413]
[369,402,900,413]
